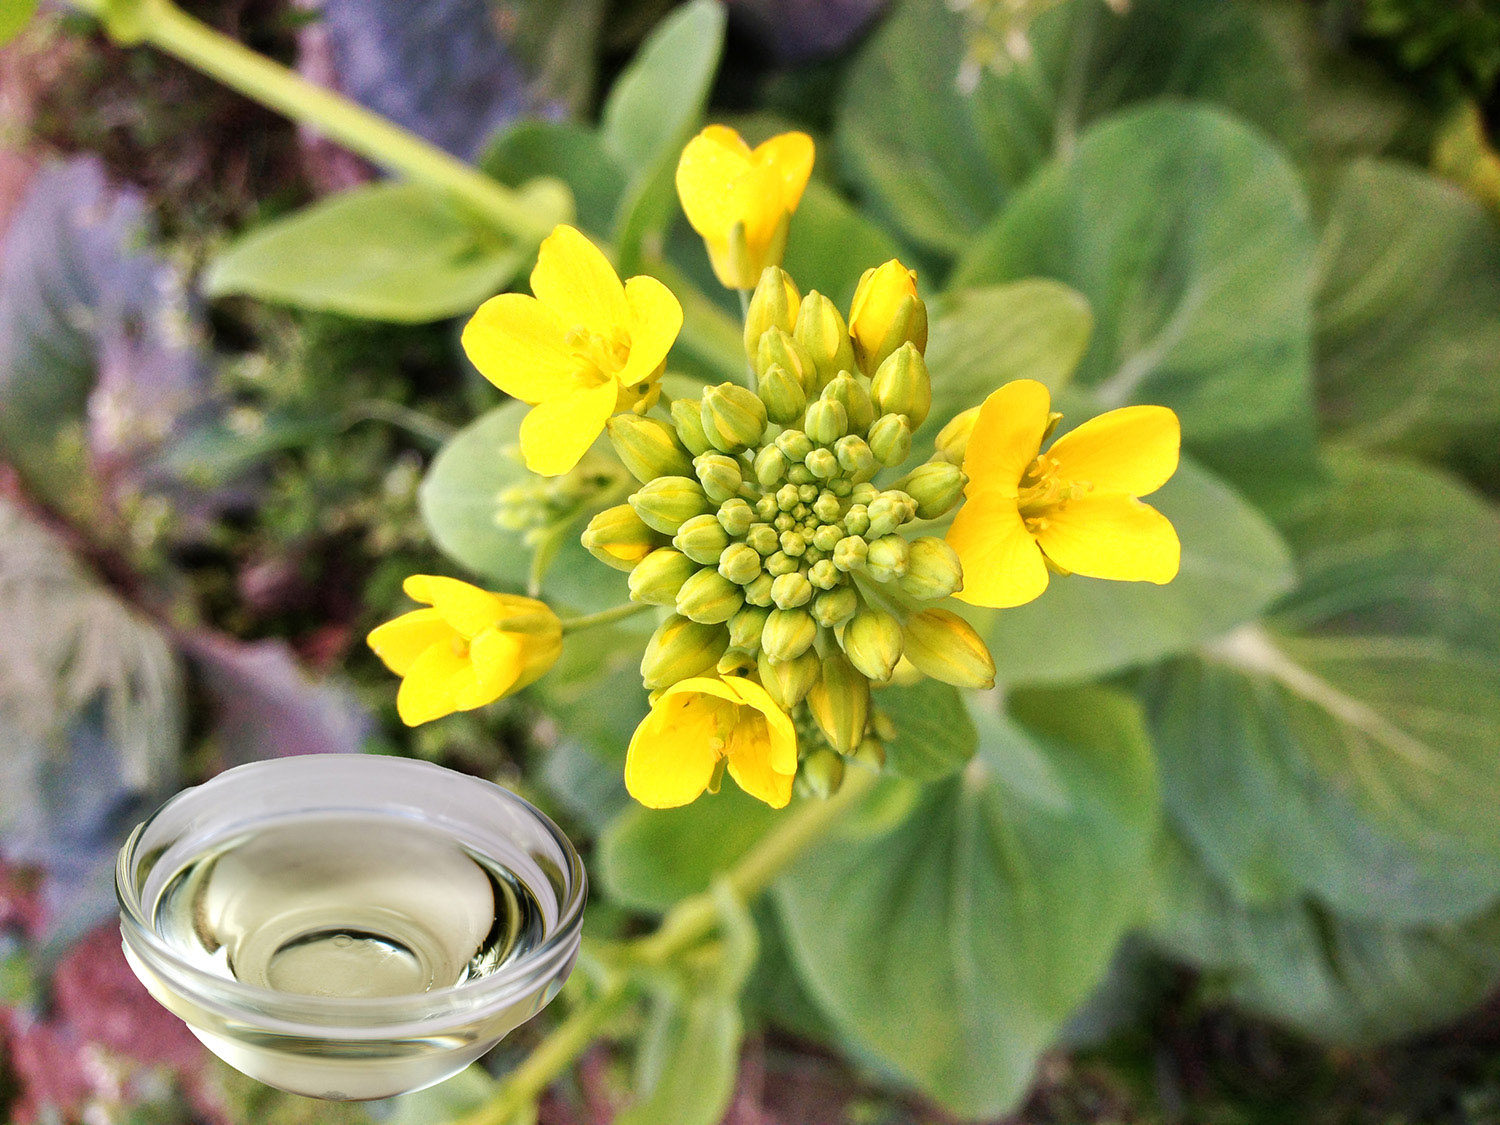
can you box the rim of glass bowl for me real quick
[116,754,587,1035]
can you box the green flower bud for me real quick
[761,607,817,663]
[701,383,768,452]
[771,484,795,512]
[717,497,755,537]
[870,343,932,429]
[896,459,967,520]
[717,648,757,677]
[832,535,868,572]
[758,647,820,708]
[812,586,859,627]
[798,482,819,503]
[840,605,904,681]
[903,608,996,689]
[775,428,814,463]
[771,571,813,610]
[718,542,763,586]
[793,292,857,390]
[753,445,788,489]
[800,746,845,798]
[805,448,839,479]
[629,547,699,605]
[804,399,848,445]
[757,363,806,426]
[744,266,800,359]
[754,494,779,521]
[867,413,912,467]
[582,504,661,571]
[865,495,905,539]
[807,650,870,755]
[823,372,875,434]
[829,478,853,497]
[779,529,807,557]
[676,568,744,624]
[746,523,779,556]
[757,327,812,389]
[774,512,796,532]
[812,525,843,554]
[851,482,879,505]
[671,398,713,455]
[833,434,876,481]
[629,476,709,534]
[766,550,798,577]
[606,414,694,482]
[900,536,964,601]
[641,615,728,689]
[674,512,731,565]
[934,406,981,465]
[808,558,842,589]
[744,573,775,607]
[695,453,743,504]
[842,505,870,538]
[852,737,886,770]
[865,534,910,583]
[812,491,841,523]
[728,604,772,651]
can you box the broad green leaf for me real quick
[781,180,901,312]
[1315,160,1500,464]
[0,0,38,45]
[923,280,1093,438]
[982,457,1295,685]
[481,119,627,234]
[417,401,636,613]
[953,104,1321,507]
[617,985,742,1125]
[203,180,570,322]
[601,0,726,270]
[1142,452,1500,925]
[775,687,1159,1118]
[837,0,1298,257]
[1150,832,1500,1044]
[877,678,977,781]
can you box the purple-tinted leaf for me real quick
[183,631,373,766]
[726,0,887,62]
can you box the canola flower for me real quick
[370,128,1182,811]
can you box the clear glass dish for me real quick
[116,754,586,1100]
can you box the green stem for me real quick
[558,602,652,633]
[339,401,457,448]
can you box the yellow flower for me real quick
[947,379,1181,608]
[367,575,562,726]
[461,225,683,477]
[625,676,798,809]
[675,125,815,289]
[848,259,927,373]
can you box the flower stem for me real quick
[558,602,652,633]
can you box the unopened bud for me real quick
[807,650,870,754]
[800,746,845,798]
[805,448,838,479]
[728,605,771,651]
[849,259,928,374]
[746,523,779,556]
[871,344,932,429]
[744,572,775,607]
[758,647,820,708]
[582,504,660,571]
[900,537,963,601]
[766,550,797,576]
[832,535,868,572]
[744,266,800,359]
[804,399,848,445]
[865,535,910,583]
[794,292,856,390]
[717,648,756,676]
[754,445,789,488]
[607,414,694,482]
[896,459,967,520]
[761,607,817,662]
[701,383,768,452]
[934,406,981,465]
[811,522,843,552]
[771,571,813,610]
[903,608,996,689]
[717,542,762,586]
[867,413,912,467]
[695,453,743,504]
[833,434,876,481]
[671,398,713,456]
[865,495,907,538]
[776,429,813,463]
[758,363,806,425]
[717,497,755,537]
[779,529,807,558]
[641,615,728,689]
[629,547,698,605]
[852,737,886,770]
[840,605,904,681]
[823,372,875,434]
[812,586,858,627]
[757,327,812,389]
[629,476,709,534]
[673,513,731,565]
[676,568,744,624]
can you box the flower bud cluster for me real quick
[582,263,997,786]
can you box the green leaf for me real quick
[952,103,1321,507]
[616,984,742,1125]
[417,401,635,613]
[1315,160,1500,465]
[203,181,570,322]
[837,0,1298,257]
[981,456,1295,685]
[775,686,1159,1118]
[1150,832,1500,1044]
[480,119,627,236]
[601,0,726,270]
[0,0,38,45]
[922,280,1093,438]
[781,180,902,312]
[1142,451,1500,925]
[877,678,977,781]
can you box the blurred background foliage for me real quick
[3,0,1500,1122]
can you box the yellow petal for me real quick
[726,743,794,809]
[366,609,454,676]
[1033,493,1181,584]
[676,126,755,241]
[624,689,726,809]
[457,628,525,708]
[722,677,798,775]
[403,575,509,637]
[518,378,618,476]
[616,274,683,388]
[460,293,578,403]
[753,131,814,215]
[395,641,469,726]
[947,492,1050,608]
[1047,405,1180,497]
[529,225,629,336]
[961,379,1052,501]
